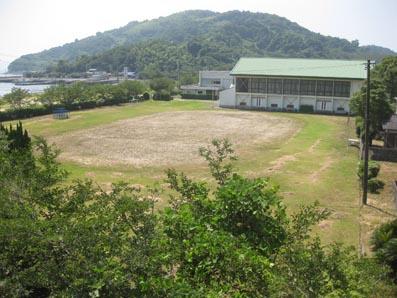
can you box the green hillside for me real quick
[8,10,396,74]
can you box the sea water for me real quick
[0,82,52,97]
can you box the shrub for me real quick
[153,91,173,101]
[371,219,397,279]
[368,178,385,193]
[299,105,314,113]
[143,92,150,100]
[181,94,214,100]
[357,160,381,180]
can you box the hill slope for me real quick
[8,10,396,73]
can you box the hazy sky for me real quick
[0,0,396,72]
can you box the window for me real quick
[334,81,351,97]
[268,79,282,94]
[271,103,278,107]
[198,91,203,94]
[236,78,249,92]
[300,80,316,96]
[317,80,333,97]
[251,78,267,93]
[212,80,221,85]
[283,79,299,95]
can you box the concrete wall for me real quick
[199,71,233,90]
[219,87,236,107]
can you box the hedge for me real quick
[181,94,216,100]
[153,92,173,101]
[0,97,149,122]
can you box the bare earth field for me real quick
[49,110,297,167]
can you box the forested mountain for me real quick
[8,10,396,75]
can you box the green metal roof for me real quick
[230,57,366,80]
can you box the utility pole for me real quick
[177,59,180,88]
[362,59,375,205]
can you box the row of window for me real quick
[236,78,351,97]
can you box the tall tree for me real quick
[350,80,394,143]
[373,56,397,101]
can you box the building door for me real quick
[316,100,331,111]
[254,97,266,108]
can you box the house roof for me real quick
[230,58,367,80]
[199,71,231,79]
[383,115,397,131]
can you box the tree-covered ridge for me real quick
[8,10,396,73]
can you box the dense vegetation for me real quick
[372,219,397,281]
[1,128,396,296]
[9,10,395,75]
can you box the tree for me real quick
[149,77,175,94]
[3,87,29,109]
[118,80,147,98]
[350,80,394,143]
[373,56,397,100]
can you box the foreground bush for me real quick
[372,219,397,280]
[0,131,396,296]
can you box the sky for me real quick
[0,0,396,72]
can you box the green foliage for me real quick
[0,122,31,151]
[367,178,385,193]
[357,160,380,180]
[373,56,397,100]
[152,91,173,101]
[350,80,394,142]
[2,88,30,109]
[0,135,396,296]
[198,138,237,185]
[150,78,175,101]
[371,219,397,279]
[149,77,175,93]
[357,160,384,194]
[8,10,395,73]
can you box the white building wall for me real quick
[300,97,316,106]
[219,87,236,107]
[268,96,283,110]
[199,71,233,90]
[333,99,350,113]
[283,96,299,110]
